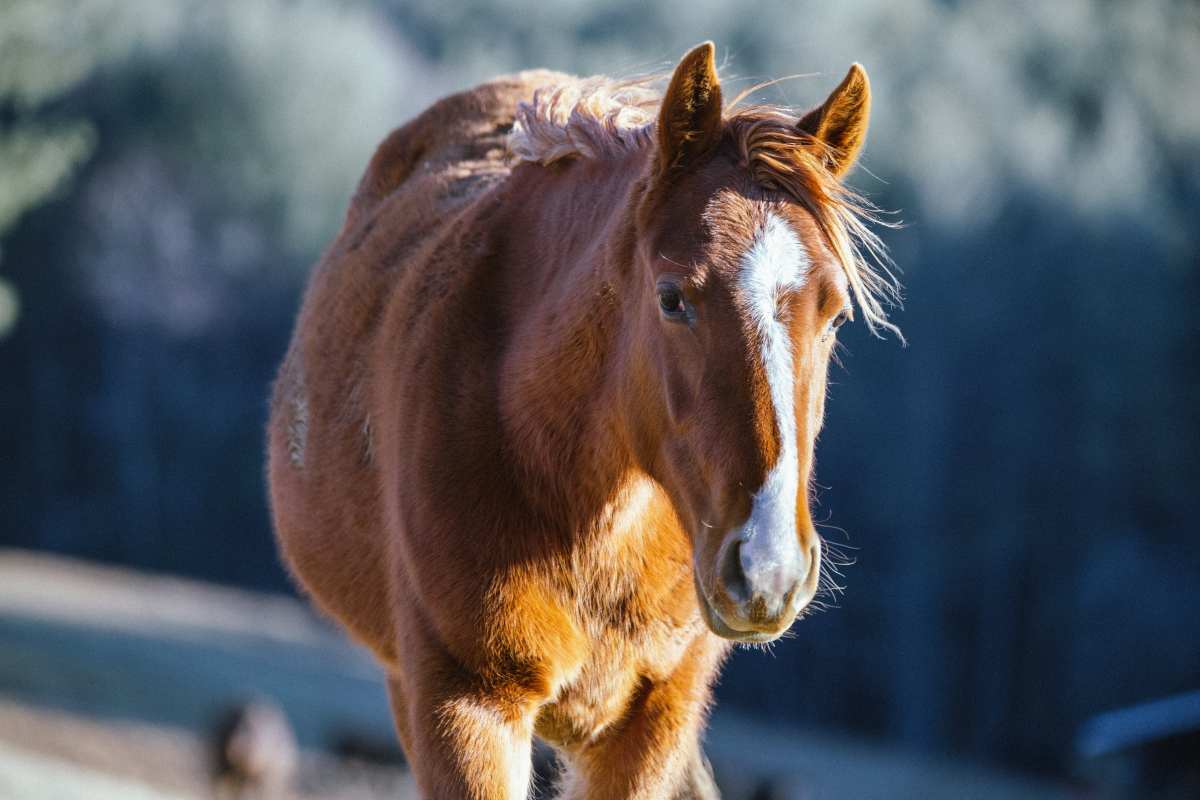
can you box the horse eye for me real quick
[658,285,686,318]
[825,309,850,339]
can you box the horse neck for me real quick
[496,154,654,530]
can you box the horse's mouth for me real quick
[692,574,793,644]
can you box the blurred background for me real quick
[1,0,1198,797]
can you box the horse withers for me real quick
[268,41,898,799]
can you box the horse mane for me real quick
[509,75,902,339]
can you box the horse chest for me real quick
[535,618,700,748]
[533,558,705,747]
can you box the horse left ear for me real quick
[797,63,871,177]
[657,41,724,173]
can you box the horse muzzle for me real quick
[696,525,821,643]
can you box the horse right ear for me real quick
[657,42,723,173]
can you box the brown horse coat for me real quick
[268,42,895,799]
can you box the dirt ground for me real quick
[0,698,415,800]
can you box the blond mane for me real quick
[509,75,902,338]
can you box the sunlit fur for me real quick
[268,42,896,799]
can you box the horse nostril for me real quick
[718,539,750,603]
[803,542,821,593]
[739,538,802,598]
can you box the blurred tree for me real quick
[0,1,102,236]
[0,0,102,338]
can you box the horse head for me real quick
[625,43,891,643]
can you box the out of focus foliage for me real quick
[0,0,451,336]
[0,2,96,236]
[1,0,1197,780]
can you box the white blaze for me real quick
[735,212,809,594]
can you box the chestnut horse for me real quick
[268,42,898,799]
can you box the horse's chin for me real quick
[692,574,794,644]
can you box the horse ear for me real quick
[657,41,723,172]
[797,63,871,177]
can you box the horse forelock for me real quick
[507,75,902,339]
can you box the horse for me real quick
[267,41,899,799]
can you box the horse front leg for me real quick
[674,748,722,800]
[556,723,720,800]
[385,646,542,800]
[555,637,725,800]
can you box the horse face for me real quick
[629,42,876,642]
[638,176,850,643]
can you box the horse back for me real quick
[347,69,568,232]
